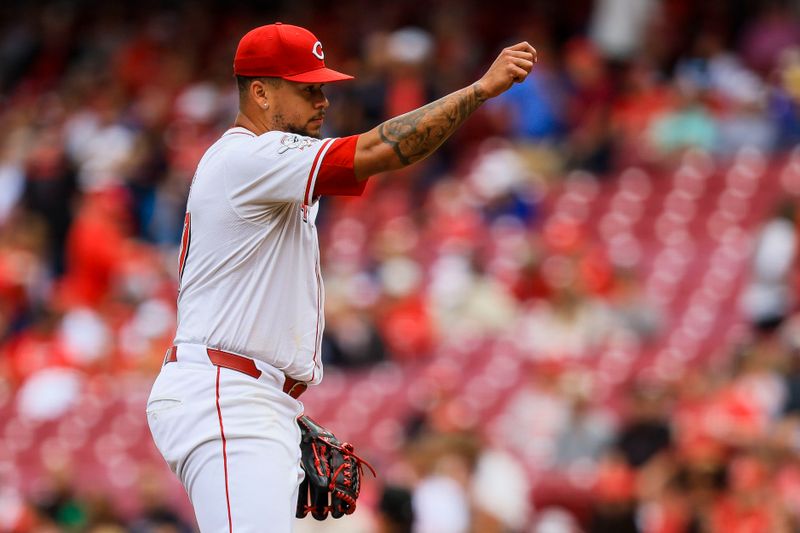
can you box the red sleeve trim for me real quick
[178,212,191,282]
[313,135,366,197]
[304,138,334,207]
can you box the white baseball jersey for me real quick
[173,127,364,384]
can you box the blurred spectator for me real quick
[679,33,777,155]
[740,199,798,333]
[563,39,614,174]
[33,468,89,531]
[63,94,137,193]
[82,495,127,532]
[588,0,659,62]
[649,75,718,156]
[500,365,571,470]
[555,393,616,468]
[377,258,437,362]
[0,210,49,335]
[322,307,387,368]
[58,188,132,307]
[376,485,413,533]
[740,2,800,74]
[406,432,478,533]
[708,454,792,533]
[384,28,435,118]
[466,140,540,223]
[615,386,672,468]
[0,140,25,226]
[470,436,533,532]
[531,507,582,533]
[718,92,776,156]
[772,47,800,149]
[513,286,618,361]
[0,486,42,532]
[17,366,82,421]
[611,59,671,164]
[607,268,663,342]
[780,330,800,415]
[22,124,77,275]
[4,307,66,387]
[588,453,638,533]
[428,250,518,339]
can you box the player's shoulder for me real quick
[214,127,260,149]
[272,132,325,155]
[218,128,326,156]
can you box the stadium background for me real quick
[1,0,800,531]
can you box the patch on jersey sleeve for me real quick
[278,134,319,154]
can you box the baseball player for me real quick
[145,22,536,532]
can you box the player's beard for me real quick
[285,123,321,139]
[299,124,322,139]
[274,113,323,139]
[299,116,324,139]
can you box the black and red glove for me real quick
[296,415,376,520]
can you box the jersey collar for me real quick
[224,126,257,137]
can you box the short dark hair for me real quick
[236,75,281,95]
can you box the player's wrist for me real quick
[471,81,490,103]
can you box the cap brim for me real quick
[282,67,354,83]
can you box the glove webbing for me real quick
[299,439,376,517]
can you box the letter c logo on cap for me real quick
[312,41,325,60]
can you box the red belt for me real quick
[165,346,308,399]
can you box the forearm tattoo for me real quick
[377,83,488,166]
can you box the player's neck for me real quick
[233,109,272,136]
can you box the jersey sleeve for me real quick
[224,132,365,222]
[312,135,366,197]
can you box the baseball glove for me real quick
[296,415,376,520]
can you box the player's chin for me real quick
[306,122,323,139]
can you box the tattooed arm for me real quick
[354,42,537,180]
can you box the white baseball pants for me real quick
[146,343,305,532]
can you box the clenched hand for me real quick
[477,42,538,99]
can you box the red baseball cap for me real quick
[234,23,354,83]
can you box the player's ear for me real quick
[250,79,270,110]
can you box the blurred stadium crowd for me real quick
[2,0,800,531]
